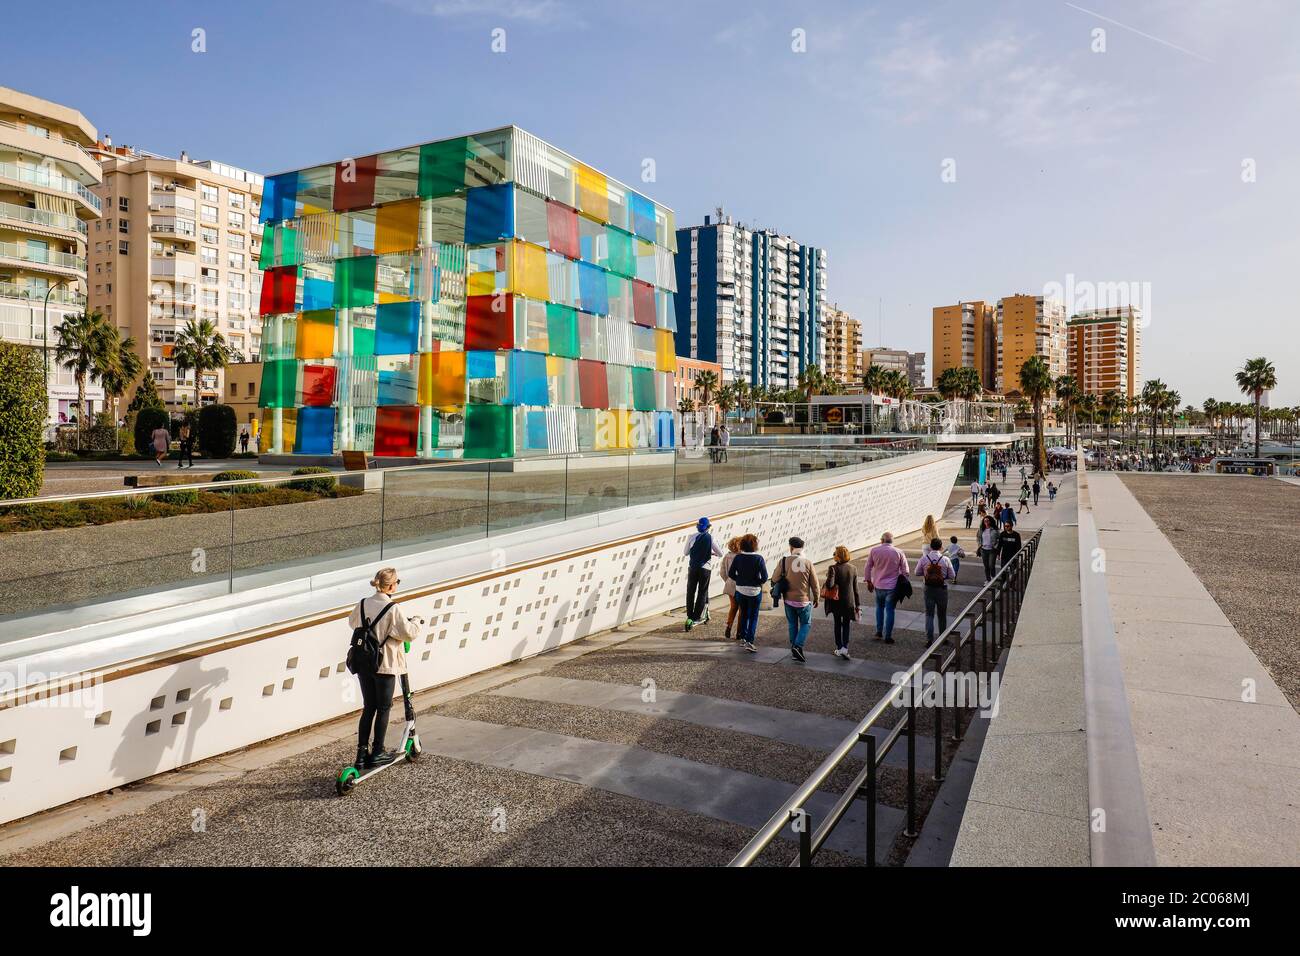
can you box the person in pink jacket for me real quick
[863,531,909,643]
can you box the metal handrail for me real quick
[729,527,1043,867]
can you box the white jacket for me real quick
[347,591,422,675]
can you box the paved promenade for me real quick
[0,483,1058,866]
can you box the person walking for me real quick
[915,538,955,642]
[977,515,999,582]
[997,519,1023,572]
[708,425,721,464]
[964,503,974,529]
[771,537,818,662]
[727,534,768,652]
[239,428,250,454]
[346,568,422,770]
[151,421,171,467]
[945,535,966,580]
[969,479,981,506]
[719,536,741,640]
[1032,477,1041,506]
[863,531,909,644]
[177,422,195,469]
[718,423,731,463]
[683,517,722,631]
[1048,481,1057,502]
[1018,484,1030,514]
[822,545,860,659]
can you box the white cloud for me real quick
[381,0,571,23]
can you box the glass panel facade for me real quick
[258,126,676,457]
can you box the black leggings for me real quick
[357,672,396,751]
[832,613,853,650]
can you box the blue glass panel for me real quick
[656,410,676,448]
[575,261,609,315]
[302,277,333,311]
[466,350,498,379]
[629,192,656,241]
[377,365,418,405]
[525,410,549,449]
[295,406,336,454]
[507,351,549,406]
[464,183,515,245]
[375,301,421,355]
[261,172,298,223]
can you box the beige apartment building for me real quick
[995,293,1067,396]
[87,142,263,412]
[820,303,861,386]
[1067,306,1142,399]
[932,300,995,390]
[0,86,103,426]
[862,347,926,389]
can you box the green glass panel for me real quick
[419,137,470,198]
[280,226,300,267]
[463,403,513,458]
[351,326,376,357]
[259,359,299,408]
[546,303,580,358]
[258,224,275,270]
[333,256,376,309]
[607,226,634,277]
[631,367,656,411]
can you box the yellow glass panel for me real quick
[261,407,296,452]
[467,270,496,296]
[654,329,677,373]
[546,355,563,376]
[512,241,549,300]
[296,311,336,359]
[375,199,420,255]
[418,350,467,408]
[575,164,609,222]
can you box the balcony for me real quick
[0,160,101,213]
[0,241,86,274]
[0,200,88,237]
[149,220,197,241]
[0,280,86,307]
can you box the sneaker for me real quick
[723,629,731,640]
[884,636,895,644]
[872,632,884,642]
[842,647,851,660]
[792,646,806,663]
[366,749,397,768]
[684,619,695,632]
[744,641,757,653]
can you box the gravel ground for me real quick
[1119,474,1300,711]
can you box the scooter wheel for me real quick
[404,738,419,763]
[336,767,360,796]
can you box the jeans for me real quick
[686,565,711,621]
[784,603,812,648]
[357,671,397,751]
[874,586,897,637]
[923,585,949,641]
[982,549,997,581]
[951,557,960,579]
[832,613,853,650]
[735,592,761,643]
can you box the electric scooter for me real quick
[335,639,423,796]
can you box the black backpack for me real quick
[346,600,394,675]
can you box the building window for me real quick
[119,218,130,234]
[201,204,218,224]
[229,192,244,210]
[118,241,129,255]
[227,211,244,230]
[227,252,244,270]
[201,227,218,245]
[118,197,129,212]
[200,184,218,203]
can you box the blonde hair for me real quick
[922,515,939,542]
[370,567,399,591]
[727,536,742,553]
[834,545,851,563]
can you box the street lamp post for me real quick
[42,278,71,433]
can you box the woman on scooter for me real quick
[347,567,422,769]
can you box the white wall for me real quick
[0,453,960,824]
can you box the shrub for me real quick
[153,489,199,506]
[287,466,337,494]
[127,374,164,413]
[0,342,47,499]
[197,403,238,459]
[134,407,171,460]
[210,469,264,494]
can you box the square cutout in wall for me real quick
[146,720,161,736]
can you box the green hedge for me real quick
[198,403,237,459]
[287,466,337,494]
[0,342,46,500]
[210,469,264,494]
[153,488,200,506]
[134,407,171,459]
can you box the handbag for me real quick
[820,565,840,602]
[894,574,914,602]
[770,557,788,607]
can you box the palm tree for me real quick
[692,369,719,427]
[52,308,117,438]
[1055,375,1078,447]
[936,366,962,402]
[1019,356,1055,475]
[98,330,143,428]
[1100,390,1123,452]
[1140,379,1167,457]
[1202,398,1219,449]
[956,366,982,401]
[1235,357,1278,458]
[172,318,234,409]
[676,396,696,445]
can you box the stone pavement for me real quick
[1,481,1064,867]
[1088,473,1300,866]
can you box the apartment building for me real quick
[995,293,1067,395]
[1066,305,1142,399]
[0,86,103,425]
[862,347,926,389]
[820,303,861,386]
[87,141,263,411]
[932,300,995,390]
[674,208,827,390]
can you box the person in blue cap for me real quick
[683,516,723,631]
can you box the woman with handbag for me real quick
[977,516,999,583]
[822,545,861,659]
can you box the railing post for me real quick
[563,454,570,520]
[378,468,387,559]
[905,693,918,836]
[793,809,812,867]
[864,733,877,867]
[933,658,945,781]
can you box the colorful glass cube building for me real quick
[255,126,679,459]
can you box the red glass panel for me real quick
[258,266,297,315]
[577,359,608,409]
[302,364,337,406]
[333,155,379,212]
[631,279,656,328]
[465,293,514,351]
[546,200,580,259]
[374,405,419,457]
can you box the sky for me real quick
[7,0,1298,405]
